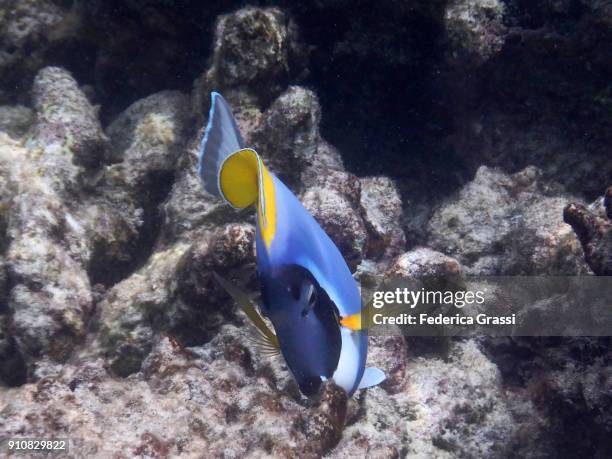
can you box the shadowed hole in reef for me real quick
[479,336,612,456]
[88,170,176,287]
[288,0,469,200]
[0,330,27,387]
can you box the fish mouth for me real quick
[296,375,322,396]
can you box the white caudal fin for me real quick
[358,367,386,390]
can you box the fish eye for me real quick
[288,284,300,300]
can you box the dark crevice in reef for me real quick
[0,315,27,387]
[293,1,465,192]
[134,170,177,267]
[88,171,176,287]
[480,336,612,457]
[74,1,243,123]
[450,0,612,201]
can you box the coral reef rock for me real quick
[97,222,256,377]
[359,176,406,261]
[0,105,33,139]
[88,90,192,284]
[192,6,307,118]
[250,86,321,187]
[427,166,590,275]
[0,332,349,458]
[29,66,108,168]
[563,186,612,275]
[0,0,74,104]
[0,2,609,457]
[444,0,507,66]
[386,247,462,279]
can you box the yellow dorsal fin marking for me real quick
[340,312,362,331]
[219,149,277,248]
[258,163,276,248]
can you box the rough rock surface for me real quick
[564,186,612,275]
[386,248,462,279]
[192,6,307,118]
[0,105,33,139]
[1,85,96,381]
[29,66,108,168]
[301,171,368,271]
[481,336,612,456]
[0,0,74,104]
[444,0,507,66]
[0,333,349,457]
[1,331,569,459]
[250,86,321,187]
[88,90,192,285]
[360,176,406,260]
[97,222,255,377]
[0,68,193,381]
[427,166,590,275]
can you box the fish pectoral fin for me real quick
[212,272,280,350]
[357,367,386,390]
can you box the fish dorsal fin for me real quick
[357,367,386,390]
[213,272,280,351]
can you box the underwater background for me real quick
[0,0,610,457]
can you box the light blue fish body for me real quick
[197,92,384,396]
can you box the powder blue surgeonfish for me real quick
[197,92,385,396]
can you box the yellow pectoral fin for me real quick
[340,312,362,331]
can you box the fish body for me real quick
[198,92,384,396]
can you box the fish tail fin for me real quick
[357,367,386,390]
[196,91,246,202]
[197,92,273,214]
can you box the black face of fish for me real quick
[260,264,342,396]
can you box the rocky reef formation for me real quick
[427,165,590,275]
[0,2,610,458]
[563,187,612,275]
